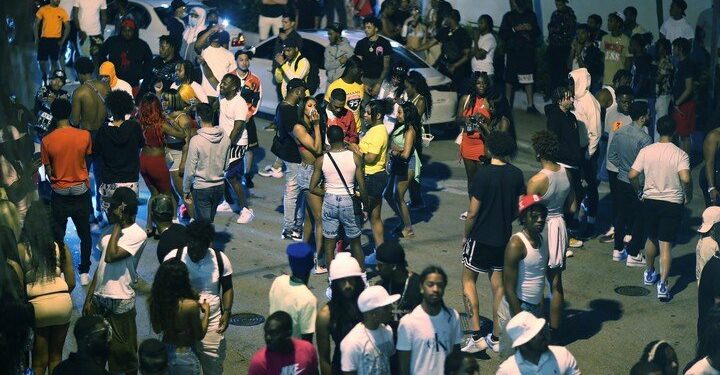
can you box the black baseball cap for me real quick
[282,38,300,49]
[376,241,407,267]
[170,0,187,9]
[209,30,230,45]
[103,187,139,208]
[327,22,344,33]
[287,78,306,92]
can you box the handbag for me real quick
[326,152,364,216]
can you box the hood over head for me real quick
[197,125,225,143]
[183,7,207,44]
[99,61,119,88]
[569,68,590,99]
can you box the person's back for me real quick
[539,166,570,217]
[72,79,109,132]
[184,126,230,189]
[322,149,356,196]
[95,119,144,184]
[42,122,91,189]
[268,274,317,338]
[634,142,688,203]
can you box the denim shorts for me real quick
[165,345,201,375]
[365,172,388,198]
[322,194,362,239]
[297,163,314,191]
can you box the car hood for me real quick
[410,68,451,87]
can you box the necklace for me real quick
[389,271,411,320]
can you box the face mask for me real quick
[188,18,198,27]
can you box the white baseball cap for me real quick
[357,286,400,313]
[329,253,363,281]
[698,207,720,233]
[506,311,546,348]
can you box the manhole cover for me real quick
[229,313,265,327]
[614,286,650,296]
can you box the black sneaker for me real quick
[527,106,540,114]
[281,230,295,240]
[290,230,303,242]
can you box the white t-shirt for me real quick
[686,357,720,375]
[660,17,695,43]
[470,33,496,75]
[219,94,249,146]
[497,346,581,375]
[268,275,317,337]
[164,247,233,319]
[201,46,237,97]
[113,78,133,98]
[170,81,210,104]
[73,0,107,36]
[341,323,395,375]
[631,142,690,204]
[94,223,147,300]
[396,305,463,375]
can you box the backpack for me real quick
[295,56,320,95]
[175,247,225,293]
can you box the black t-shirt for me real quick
[164,17,185,47]
[673,58,696,100]
[295,0,321,29]
[53,352,112,375]
[437,26,472,64]
[156,223,188,263]
[260,3,285,17]
[469,164,525,246]
[274,102,301,163]
[380,272,422,329]
[93,120,145,184]
[354,37,393,80]
[698,254,720,328]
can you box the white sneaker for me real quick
[216,201,234,212]
[80,273,91,286]
[483,333,500,353]
[569,238,584,248]
[566,249,574,257]
[461,336,486,353]
[259,166,283,178]
[626,253,647,268]
[612,249,628,261]
[314,265,328,275]
[236,207,255,224]
[459,211,468,220]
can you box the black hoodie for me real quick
[545,103,582,168]
[93,120,145,183]
[100,29,153,87]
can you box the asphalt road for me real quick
[61,108,705,374]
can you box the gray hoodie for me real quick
[324,37,354,84]
[183,126,230,193]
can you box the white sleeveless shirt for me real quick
[513,231,548,305]
[322,150,356,196]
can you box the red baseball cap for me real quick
[518,194,543,216]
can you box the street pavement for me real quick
[60,106,705,374]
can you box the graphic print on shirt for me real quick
[424,333,449,353]
[280,363,305,375]
[603,42,625,63]
[347,97,362,112]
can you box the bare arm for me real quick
[463,196,481,240]
[503,236,525,316]
[229,120,246,145]
[198,58,221,88]
[104,224,132,263]
[310,157,325,197]
[70,88,84,126]
[675,77,694,106]
[61,21,71,44]
[316,306,332,375]
[680,169,693,204]
[526,173,549,196]
[399,128,416,159]
[628,168,641,194]
[34,18,42,42]
[354,153,367,205]
[62,244,76,293]
[293,123,322,155]
[72,7,80,33]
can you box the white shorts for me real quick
[545,215,567,269]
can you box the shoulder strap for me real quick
[84,81,105,103]
[214,249,225,293]
[175,246,183,261]
[327,152,354,196]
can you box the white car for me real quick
[250,30,458,125]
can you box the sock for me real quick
[471,331,482,341]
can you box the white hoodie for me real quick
[569,68,601,158]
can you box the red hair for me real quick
[137,93,166,145]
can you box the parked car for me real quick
[250,30,458,125]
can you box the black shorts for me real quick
[643,199,682,243]
[38,37,61,62]
[462,239,505,273]
[365,172,388,199]
[246,116,259,149]
[504,49,536,83]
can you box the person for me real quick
[628,116,692,301]
[171,59,208,103]
[183,103,231,223]
[72,0,107,61]
[258,0,287,41]
[378,64,408,131]
[138,338,170,375]
[99,19,152,94]
[629,34,654,101]
[248,311,319,375]
[659,0,693,43]
[295,0,322,29]
[496,311,581,374]
[17,203,75,375]
[689,309,720,374]
[317,254,366,375]
[379,1,402,41]
[638,341,679,375]
[34,69,69,122]
[149,259,210,374]
[193,10,231,54]
[375,241,422,332]
[94,90,145,215]
[631,361,663,375]
[698,250,720,342]
[470,15,496,78]
[546,0,576,95]
[422,0,443,65]
[499,0,540,113]
[323,88,359,145]
[233,49,263,196]
[273,37,310,99]
[71,56,109,134]
[426,10,472,93]
[53,315,112,375]
[526,131,574,339]
[350,100,390,248]
[461,131,524,354]
[153,194,188,263]
[607,101,653,266]
[403,7,428,59]
[325,23,355,85]
[181,7,206,61]
[587,14,607,44]
[385,102,421,238]
[164,220,234,375]
[198,32,236,102]
[600,12,631,86]
[653,39,674,143]
[397,266,462,375]
[165,0,187,47]
[269,243,317,341]
[355,17,392,99]
[143,35,182,96]
[498,195,549,354]
[98,61,133,97]
[444,352,480,375]
[569,24,603,93]
[697,207,720,283]
[309,125,365,266]
[671,37,696,155]
[403,70,433,209]
[42,99,94,285]
[35,0,70,82]
[623,6,649,38]
[82,187,147,375]
[696,5,720,58]
[325,56,365,130]
[340,285,398,374]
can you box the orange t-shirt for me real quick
[41,127,92,188]
[36,5,69,39]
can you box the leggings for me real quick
[140,154,173,194]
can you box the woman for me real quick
[138,93,185,234]
[295,97,325,271]
[171,60,209,104]
[385,102,421,238]
[404,71,433,209]
[149,259,210,374]
[161,89,197,219]
[18,203,75,375]
[0,225,23,300]
[378,64,408,133]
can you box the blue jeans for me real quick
[166,345,201,375]
[283,162,305,233]
[322,194,362,239]
[192,185,224,223]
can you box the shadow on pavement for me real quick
[669,252,696,298]
[562,298,623,346]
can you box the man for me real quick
[325,56,365,130]
[194,10,231,53]
[696,5,720,58]
[164,0,186,47]
[35,69,70,133]
[397,266,462,375]
[375,241,422,331]
[354,17,392,99]
[586,14,607,44]
[42,98,94,285]
[324,23,354,84]
[183,103,231,223]
[341,286,398,374]
[164,220,234,375]
[671,37,696,155]
[273,38,310,99]
[99,19,152,93]
[607,101,652,266]
[600,12,631,86]
[496,311,581,374]
[72,0,107,60]
[138,339,169,375]
[461,131,525,354]
[53,315,112,375]
[569,24,603,93]
[470,14,496,78]
[35,0,70,82]
[324,88,359,145]
[268,243,318,341]
[546,0,576,95]
[143,35,181,95]
[420,10,472,93]
[659,0,694,43]
[623,6,649,38]
[199,32,236,102]
[498,0,540,112]
[82,187,147,375]
[233,49,263,195]
[248,311,319,375]
[153,194,187,263]
[258,0,287,41]
[98,61,133,96]
[628,116,692,301]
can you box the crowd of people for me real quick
[1,0,720,373]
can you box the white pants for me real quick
[193,315,226,375]
[258,15,282,41]
[654,94,672,142]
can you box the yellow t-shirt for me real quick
[36,5,69,39]
[325,78,364,129]
[359,124,388,175]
